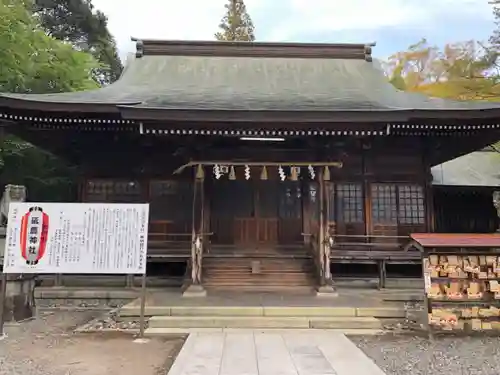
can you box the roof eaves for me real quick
[116,105,413,123]
[0,94,141,113]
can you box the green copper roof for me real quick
[432,149,500,187]
[1,42,500,113]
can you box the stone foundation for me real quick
[2,275,36,322]
[182,284,207,297]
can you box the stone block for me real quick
[316,285,338,297]
[170,306,263,316]
[2,275,36,323]
[182,284,207,298]
[263,306,356,317]
[148,316,310,329]
[309,317,382,329]
[356,307,406,318]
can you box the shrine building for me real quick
[1,39,500,294]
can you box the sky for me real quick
[92,0,496,61]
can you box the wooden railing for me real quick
[328,234,422,288]
[329,234,411,251]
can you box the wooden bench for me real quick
[330,240,421,288]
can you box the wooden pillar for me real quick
[362,145,372,238]
[183,165,206,297]
[425,178,435,233]
[324,181,332,281]
[422,139,435,233]
[303,181,311,246]
[317,167,336,296]
[318,168,325,282]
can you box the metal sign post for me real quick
[138,271,147,338]
[0,272,7,339]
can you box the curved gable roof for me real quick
[1,40,500,119]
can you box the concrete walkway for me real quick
[167,332,386,375]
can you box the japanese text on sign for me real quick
[3,203,149,274]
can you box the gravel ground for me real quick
[36,298,131,309]
[0,311,185,375]
[351,334,500,375]
[82,310,145,331]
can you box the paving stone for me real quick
[171,306,264,316]
[167,331,387,375]
[263,307,355,317]
[356,307,406,318]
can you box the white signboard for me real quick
[2,203,149,274]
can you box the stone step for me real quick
[202,283,315,288]
[202,283,316,288]
[204,270,315,274]
[203,285,317,293]
[119,305,406,319]
[204,267,315,271]
[148,315,382,329]
[203,276,315,282]
[203,260,313,267]
[203,267,314,272]
[144,327,383,336]
[203,269,315,274]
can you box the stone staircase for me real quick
[202,256,317,292]
[117,304,406,335]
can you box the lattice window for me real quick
[371,184,397,224]
[336,183,363,223]
[85,180,141,203]
[370,183,425,225]
[398,184,425,224]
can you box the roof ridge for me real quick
[131,38,375,61]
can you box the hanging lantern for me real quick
[323,166,330,181]
[308,165,316,179]
[260,166,268,180]
[229,166,236,180]
[196,164,205,179]
[244,165,251,180]
[290,167,299,181]
[278,165,286,181]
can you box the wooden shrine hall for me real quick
[0,39,499,295]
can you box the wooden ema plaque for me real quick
[423,253,500,334]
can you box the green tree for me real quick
[215,0,255,41]
[33,0,122,85]
[0,0,99,94]
[0,0,100,200]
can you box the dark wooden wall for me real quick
[77,134,431,247]
[434,186,498,233]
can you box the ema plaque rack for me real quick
[407,233,500,338]
[424,252,500,333]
